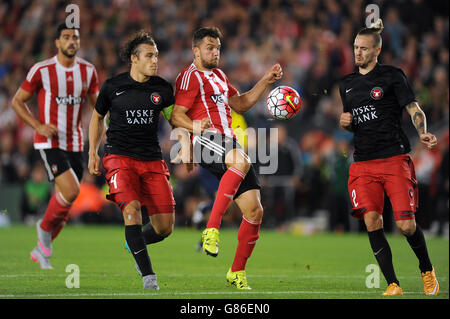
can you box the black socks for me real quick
[368,225,434,286]
[142,223,166,245]
[405,225,433,273]
[125,225,153,276]
[368,229,399,286]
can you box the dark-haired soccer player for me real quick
[88,31,175,289]
[12,23,99,269]
[339,20,439,296]
[171,27,282,290]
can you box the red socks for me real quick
[206,167,260,272]
[231,216,261,272]
[207,167,245,229]
[40,192,71,240]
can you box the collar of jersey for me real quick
[192,62,214,75]
[358,63,380,76]
[54,55,78,71]
[127,72,155,85]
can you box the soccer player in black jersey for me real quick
[88,31,175,289]
[339,20,439,296]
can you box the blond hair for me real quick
[357,19,384,48]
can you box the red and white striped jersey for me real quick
[21,55,99,152]
[175,63,238,138]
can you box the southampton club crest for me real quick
[370,87,384,100]
[151,92,162,105]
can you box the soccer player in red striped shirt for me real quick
[11,23,99,269]
[171,27,282,289]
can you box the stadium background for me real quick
[0,0,448,237]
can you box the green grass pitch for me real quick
[0,225,448,299]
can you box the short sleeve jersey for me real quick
[20,56,99,152]
[174,63,238,138]
[339,63,417,162]
[95,72,174,161]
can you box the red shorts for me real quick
[348,154,418,221]
[102,154,175,215]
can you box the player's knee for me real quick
[60,186,80,204]
[226,150,251,174]
[364,211,383,232]
[228,161,250,175]
[396,219,416,236]
[245,205,264,222]
[235,161,251,175]
[123,201,142,224]
[153,217,174,238]
[157,225,173,238]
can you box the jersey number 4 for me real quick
[111,173,118,189]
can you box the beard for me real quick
[61,47,77,58]
[201,57,219,70]
[355,54,375,69]
[355,60,368,68]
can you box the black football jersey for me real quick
[339,63,417,162]
[95,72,174,160]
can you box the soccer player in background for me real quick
[88,31,175,289]
[11,23,99,269]
[339,20,439,296]
[171,27,282,290]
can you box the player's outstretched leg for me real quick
[203,166,245,256]
[226,189,263,290]
[397,220,439,295]
[203,149,249,257]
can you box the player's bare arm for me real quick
[171,104,211,134]
[170,126,196,172]
[11,87,58,138]
[87,92,99,108]
[229,64,283,114]
[339,112,353,132]
[405,101,437,149]
[88,108,106,176]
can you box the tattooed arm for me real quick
[405,101,437,149]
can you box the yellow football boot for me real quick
[226,268,251,290]
[201,228,219,257]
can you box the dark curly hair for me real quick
[120,30,156,64]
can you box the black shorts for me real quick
[192,131,261,199]
[38,148,84,182]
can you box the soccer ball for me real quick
[266,86,302,120]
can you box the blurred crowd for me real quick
[0,0,448,235]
